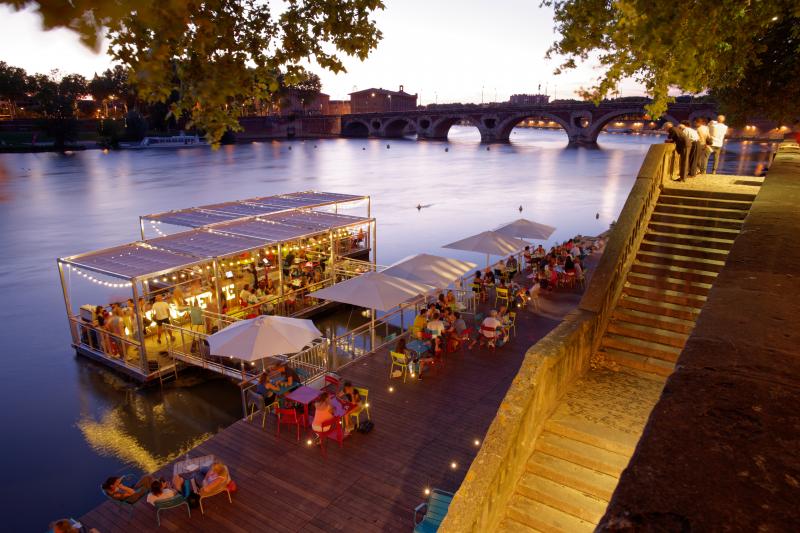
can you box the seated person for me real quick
[311,392,336,433]
[514,285,529,307]
[523,246,533,269]
[238,284,253,305]
[255,369,281,403]
[191,462,229,497]
[279,364,300,388]
[411,310,428,339]
[102,474,155,504]
[470,310,502,349]
[506,255,518,273]
[339,381,362,432]
[445,290,457,310]
[146,475,186,505]
[426,311,446,340]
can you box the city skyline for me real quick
[0,0,648,104]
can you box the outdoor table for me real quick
[173,453,215,480]
[407,339,430,358]
[284,385,322,432]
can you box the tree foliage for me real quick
[2,0,384,144]
[542,0,800,123]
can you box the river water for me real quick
[0,128,774,530]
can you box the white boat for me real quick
[123,134,208,149]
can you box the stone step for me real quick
[527,451,620,502]
[598,347,676,378]
[648,222,739,240]
[622,284,707,308]
[657,194,753,211]
[625,272,711,297]
[535,431,631,477]
[612,307,695,335]
[545,416,639,456]
[644,230,736,251]
[631,261,719,285]
[660,187,757,202]
[515,471,608,524]
[616,296,700,322]
[601,333,681,363]
[639,238,732,261]
[497,517,543,533]
[635,251,724,274]
[606,321,687,349]
[649,212,744,231]
[507,495,595,533]
[654,202,748,220]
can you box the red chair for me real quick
[479,326,497,350]
[314,419,344,458]
[321,374,341,395]
[275,408,305,441]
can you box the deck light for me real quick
[474,439,481,446]
[388,386,394,392]
[306,439,313,446]
[424,488,431,496]
[450,462,458,469]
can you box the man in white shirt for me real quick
[151,294,174,344]
[694,118,711,174]
[480,310,502,345]
[708,115,728,174]
[679,121,700,177]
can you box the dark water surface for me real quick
[0,128,774,530]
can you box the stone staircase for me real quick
[498,369,666,532]
[597,186,758,377]
[496,183,759,532]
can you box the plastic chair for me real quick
[507,312,517,337]
[314,420,344,458]
[198,465,233,515]
[479,326,497,350]
[246,390,277,428]
[321,374,341,395]
[389,351,409,382]
[348,387,370,428]
[100,475,138,518]
[495,287,509,307]
[276,407,304,441]
[413,488,454,533]
[154,493,191,526]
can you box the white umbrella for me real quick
[442,230,529,267]
[308,271,435,312]
[494,218,556,240]
[382,253,478,289]
[207,315,322,362]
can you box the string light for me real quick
[65,265,132,288]
[149,221,167,237]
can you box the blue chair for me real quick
[413,489,454,533]
[100,474,138,517]
[153,493,191,526]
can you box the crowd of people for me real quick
[665,114,729,181]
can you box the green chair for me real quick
[389,351,409,382]
[413,488,454,533]
[153,493,191,526]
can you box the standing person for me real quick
[664,123,688,181]
[679,121,700,177]
[708,114,729,174]
[694,118,711,174]
[151,294,174,344]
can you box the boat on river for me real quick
[124,133,208,149]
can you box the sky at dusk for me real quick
[0,0,647,103]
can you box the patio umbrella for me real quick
[207,315,322,362]
[382,253,478,289]
[307,271,435,312]
[494,218,556,240]
[442,230,529,267]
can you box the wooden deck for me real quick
[79,280,587,532]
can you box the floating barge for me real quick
[57,191,375,383]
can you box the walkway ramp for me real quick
[496,174,762,532]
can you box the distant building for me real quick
[279,90,329,116]
[327,100,351,116]
[509,94,550,105]
[349,86,418,114]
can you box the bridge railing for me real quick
[438,143,675,533]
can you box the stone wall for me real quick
[438,143,675,532]
[598,140,800,531]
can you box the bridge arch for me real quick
[426,115,483,140]
[341,119,370,138]
[383,117,417,138]
[585,107,651,142]
[496,112,573,142]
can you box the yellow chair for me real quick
[495,287,509,307]
[389,351,409,382]
[198,465,233,515]
[348,387,370,428]
[507,312,517,337]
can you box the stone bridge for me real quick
[340,102,716,145]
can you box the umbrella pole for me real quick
[370,308,376,353]
[486,254,490,269]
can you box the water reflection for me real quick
[0,128,772,531]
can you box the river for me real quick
[0,127,775,531]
